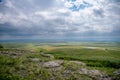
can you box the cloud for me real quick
[0,0,120,40]
[93,8,104,17]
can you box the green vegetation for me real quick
[0,42,120,80]
[0,49,52,80]
[0,44,4,48]
[46,48,120,68]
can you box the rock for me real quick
[69,61,86,66]
[78,68,106,80]
[43,60,63,68]
[51,66,63,72]
[113,69,120,75]
[63,70,74,74]
[87,70,109,80]
[88,70,103,76]
[112,69,120,80]
[79,68,88,74]
[31,58,39,61]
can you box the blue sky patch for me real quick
[69,5,79,11]
[69,1,93,11]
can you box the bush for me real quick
[85,60,120,68]
[0,44,4,48]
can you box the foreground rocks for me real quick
[0,48,118,80]
[41,60,111,80]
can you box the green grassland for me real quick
[46,48,120,67]
[0,42,120,80]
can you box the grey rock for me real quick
[43,60,63,68]
[79,68,88,74]
[112,69,120,80]
[51,66,63,72]
[113,69,120,75]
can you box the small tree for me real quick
[0,44,4,48]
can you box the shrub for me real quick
[0,44,4,48]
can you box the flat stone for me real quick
[43,60,63,68]
[78,68,103,77]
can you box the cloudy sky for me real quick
[0,0,120,40]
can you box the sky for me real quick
[0,0,120,41]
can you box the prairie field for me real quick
[0,42,120,80]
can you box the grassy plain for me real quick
[0,42,120,80]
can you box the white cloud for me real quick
[0,0,120,39]
[4,0,14,8]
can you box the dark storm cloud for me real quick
[0,23,18,34]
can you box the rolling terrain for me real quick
[0,42,120,80]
